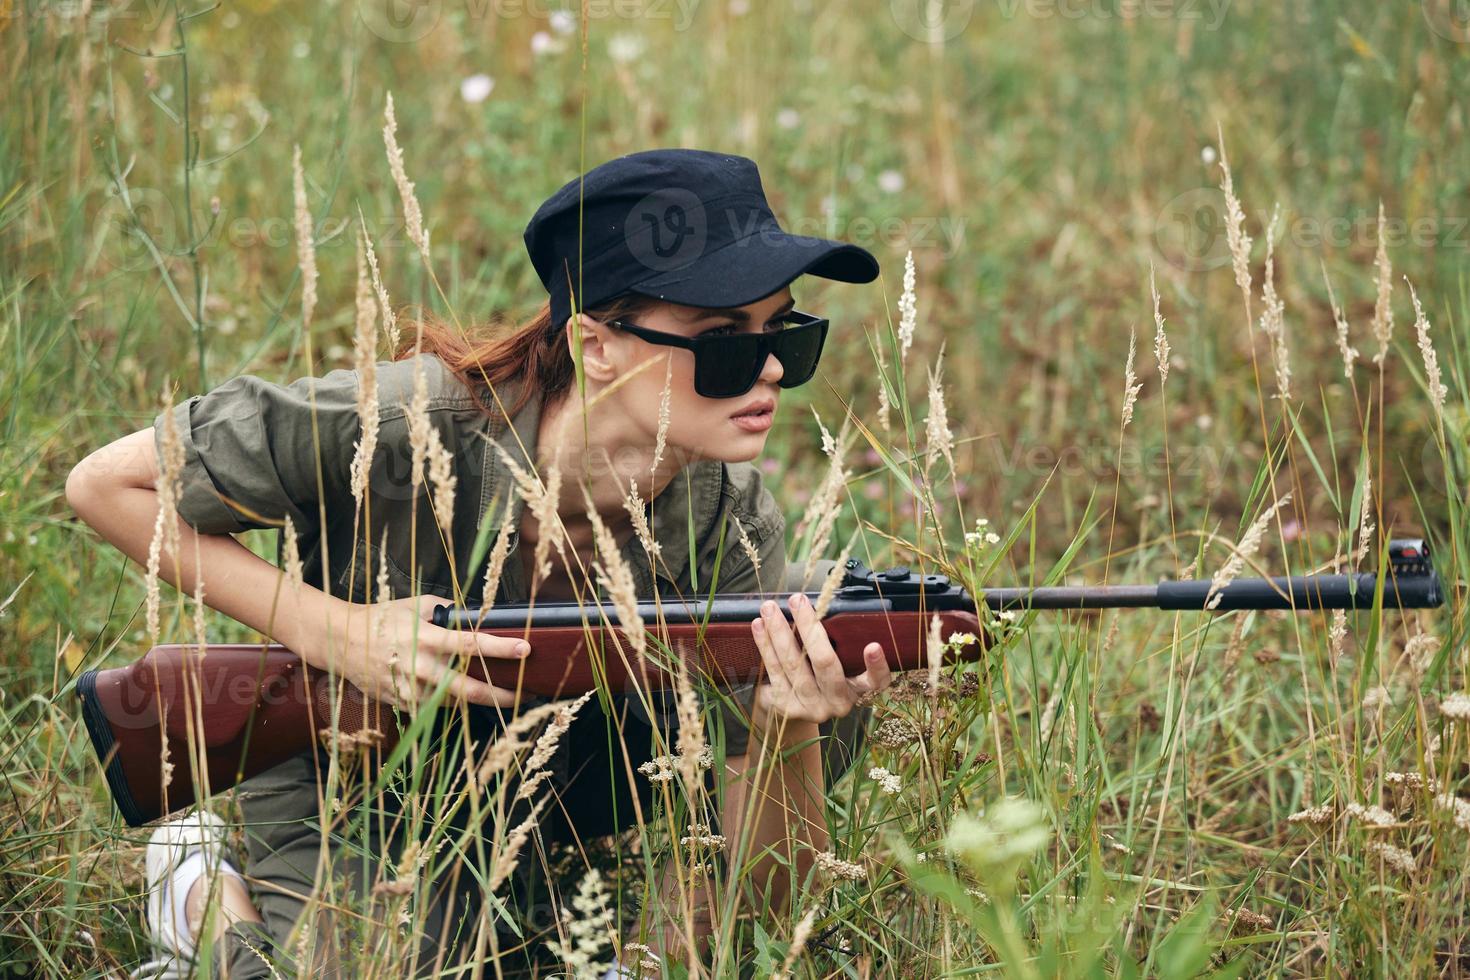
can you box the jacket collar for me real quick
[473,376,723,602]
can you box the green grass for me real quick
[3,0,1469,975]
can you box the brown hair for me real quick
[395,293,663,425]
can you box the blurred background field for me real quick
[3,0,1469,975]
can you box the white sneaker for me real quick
[132,810,238,979]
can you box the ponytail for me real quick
[399,293,660,426]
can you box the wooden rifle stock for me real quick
[77,539,1442,826]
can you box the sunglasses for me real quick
[604,310,830,399]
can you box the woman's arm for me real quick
[622,591,889,969]
[65,426,525,708]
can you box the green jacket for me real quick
[156,352,789,756]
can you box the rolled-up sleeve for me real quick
[155,368,362,535]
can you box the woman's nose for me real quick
[758,352,784,385]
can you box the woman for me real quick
[67,148,895,977]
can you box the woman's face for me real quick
[583,287,796,468]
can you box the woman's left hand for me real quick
[748,591,893,742]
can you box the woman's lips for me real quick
[729,411,776,431]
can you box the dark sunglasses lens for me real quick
[692,319,829,398]
[695,333,763,398]
[772,319,827,388]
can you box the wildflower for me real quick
[1371,202,1392,365]
[651,352,672,474]
[583,485,644,657]
[607,33,645,64]
[868,766,902,794]
[1328,609,1349,662]
[146,387,185,642]
[363,228,400,354]
[877,169,905,194]
[924,347,955,473]
[1258,205,1291,401]
[349,228,380,504]
[479,500,517,610]
[1439,692,1470,722]
[1287,804,1334,827]
[546,868,615,975]
[815,851,867,882]
[427,431,456,533]
[1382,772,1424,791]
[947,632,979,650]
[1229,909,1273,935]
[638,754,675,782]
[1321,260,1358,379]
[624,479,662,561]
[459,73,495,104]
[813,546,849,618]
[775,107,800,130]
[1216,126,1253,300]
[1405,632,1438,679]
[1405,277,1447,417]
[897,250,917,366]
[875,335,892,432]
[1433,793,1470,832]
[1353,469,1374,567]
[1206,493,1291,610]
[1366,841,1415,874]
[383,92,430,258]
[926,612,943,700]
[1119,329,1143,431]
[872,717,920,749]
[772,906,817,980]
[548,9,575,34]
[1343,802,1395,827]
[530,30,566,56]
[1150,262,1170,388]
[680,823,727,849]
[516,691,595,796]
[1361,686,1390,712]
[292,145,318,331]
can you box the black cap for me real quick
[524,148,880,333]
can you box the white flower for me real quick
[607,33,645,64]
[460,73,495,104]
[531,30,565,56]
[877,169,905,193]
[867,766,902,794]
[947,632,979,649]
[1440,692,1470,722]
[728,0,750,13]
[548,9,576,34]
[776,107,801,130]
[1200,145,1217,165]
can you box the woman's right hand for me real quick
[293,594,531,710]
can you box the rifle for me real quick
[77,539,1443,826]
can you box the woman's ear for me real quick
[565,313,618,384]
